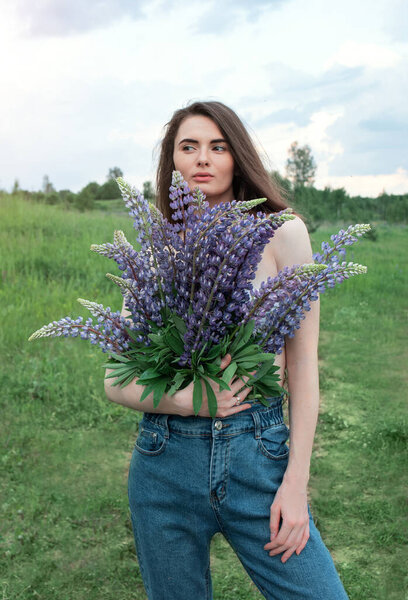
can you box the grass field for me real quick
[1,195,407,599]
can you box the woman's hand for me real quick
[263,479,310,563]
[173,353,255,417]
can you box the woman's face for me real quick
[173,115,235,207]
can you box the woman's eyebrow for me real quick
[178,138,228,145]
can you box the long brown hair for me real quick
[155,101,289,220]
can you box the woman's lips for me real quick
[193,175,213,182]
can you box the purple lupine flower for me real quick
[91,230,165,341]
[29,169,369,388]
[254,261,367,354]
[313,224,371,265]
[28,313,131,354]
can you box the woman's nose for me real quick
[197,149,210,166]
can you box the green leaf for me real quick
[137,368,163,382]
[205,374,230,392]
[205,362,222,376]
[145,317,160,331]
[164,330,184,354]
[197,340,209,360]
[119,372,139,388]
[234,320,255,353]
[193,375,203,416]
[108,352,130,363]
[205,343,222,361]
[202,376,218,418]
[258,397,273,407]
[228,331,244,356]
[153,379,168,408]
[251,358,276,379]
[168,371,188,389]
[101,360,130,370]
[233,344,262,359]
[140,385,154,403]
[171,312,187,336]
[237,360,263,369]
[101,362,117,371]
[221,361,238,384]
[104,361,138,372]
[104,370,125,380]
[147,333,166,345]
[167,377,187,397]
[240,353,269,364]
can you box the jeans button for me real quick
[214,420,223,430]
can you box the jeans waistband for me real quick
[142,395,286,438]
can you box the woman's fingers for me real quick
[268,524,303,554]
[214,379,254,417]
[230,370,256,393]
[220,353,232,370]
[219,354,256,398]
[295,523,310,555]
[268,504,281,541]
[280,544,299,563]
[205,355,257,417]
[268,528,307,563]
[268,523,293,550]
[231,378,252,397]
[217,403,252,418]
[265,519,309,562]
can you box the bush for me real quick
[45,192,60,205]
[74,189,94,211]
[96,179,122,200]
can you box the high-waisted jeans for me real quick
[128,396,349,599]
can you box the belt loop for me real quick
[251,410,262,439]
[162,414,170,439]
[155,413,169,439]
[148,413,170,439]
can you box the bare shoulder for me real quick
[266,215,313,269]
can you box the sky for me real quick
[0,0,407,197]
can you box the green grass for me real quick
[1,195,407,599]
[307,224,408,600]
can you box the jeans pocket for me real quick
[258,423,290,460]
[134,421,168,456]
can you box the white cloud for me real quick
[253,109,344,178]
[316,167,408,197]
[324,40,402,70]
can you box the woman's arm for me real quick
[263,216,320,563]
[103,299,178,413]
[104,372,182,414]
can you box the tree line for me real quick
[3,144,407,226]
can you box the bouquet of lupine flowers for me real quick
[29,171,370,417]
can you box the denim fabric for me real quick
[128,396,349,600]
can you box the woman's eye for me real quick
[182,145,195,151]
[213,145,227,152]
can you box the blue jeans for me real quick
[128,396,349,599]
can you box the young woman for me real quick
[104,101,349,599]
